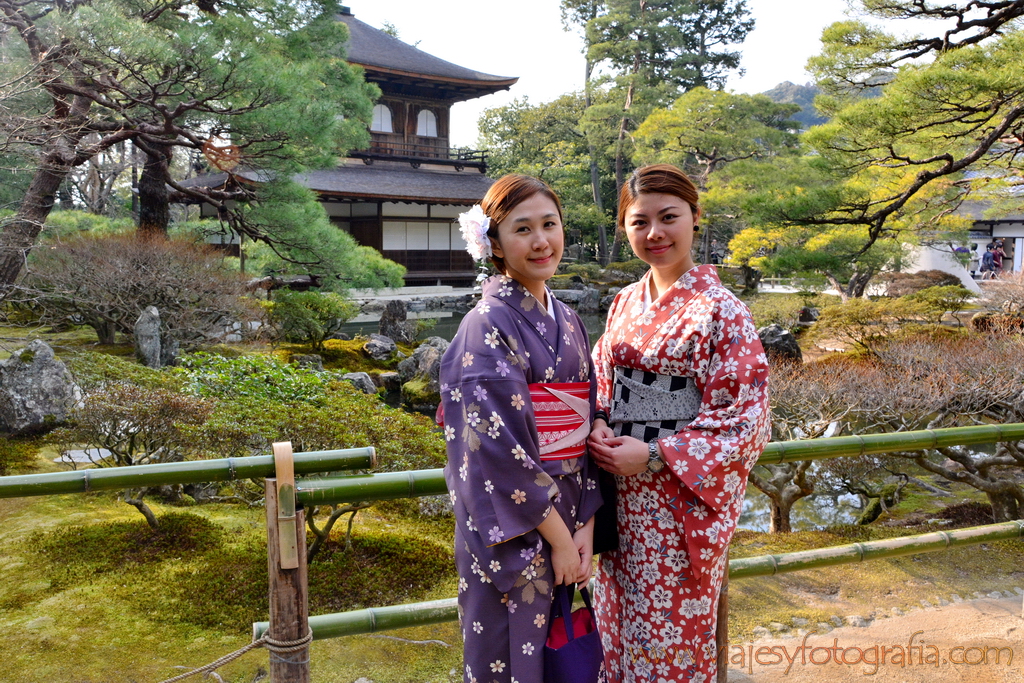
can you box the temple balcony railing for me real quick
[351,133,488,172]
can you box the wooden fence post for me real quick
[266,476,310,683]
[716,552,729,683]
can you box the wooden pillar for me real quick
[266,478,310,683]
[716,555,729,683]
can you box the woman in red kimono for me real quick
[589,164,771,683]
[439,174,604,683]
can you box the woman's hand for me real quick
[551,537,582,586]
[588,417,615,447]
[589,434,649,477]
[537,508,581,586]
[573,517,595,589]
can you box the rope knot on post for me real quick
[154,629,312,683]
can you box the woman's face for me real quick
[490,192,564,296]
[623,192,700,276]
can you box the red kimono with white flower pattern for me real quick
[592,265,770,683]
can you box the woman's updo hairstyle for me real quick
[617,164,700,232]
[480,174,563,273]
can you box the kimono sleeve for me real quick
[440,311,559,548]
[657,295,771,511]
[592,289,627,415]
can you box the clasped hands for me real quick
[588,417,652,477]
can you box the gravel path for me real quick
[727,596,1024,682]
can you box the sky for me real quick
[350,0,922,146]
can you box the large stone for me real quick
[399,336,450,409]
[378,300,417,344]
[342,372,377,394]
[363,333,396,361]
[758,323,802,363]
[552,287,600,313]
[134,306,162,368]
[378,371,402,393]
[0,340,75,434]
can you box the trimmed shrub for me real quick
[878,269,960,297]
[262,290,358,350]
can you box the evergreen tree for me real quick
[0,0,400,290]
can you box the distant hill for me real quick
[761,81,826,129]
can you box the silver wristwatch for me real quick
[647,440,664,473]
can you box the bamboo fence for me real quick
[252,520,1024,641]
[0,447,375,499]
[294,424,1024,508]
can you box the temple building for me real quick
[187,7,517,285]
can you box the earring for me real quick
[693,224,700,232]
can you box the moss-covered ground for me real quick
[2,441,1021,682]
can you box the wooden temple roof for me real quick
[177,164,494,204]
[338,10,517,102]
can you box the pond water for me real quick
[338,310,609,346]
[738,488,863,532]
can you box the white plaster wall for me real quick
[904,244,982,293]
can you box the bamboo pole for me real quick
[266,478,310,683]
[758,423,1024,466]
[293,424,1024,508]
[253,520,1024,641]
[0,447,375,499]
[296,469,448,507]
[728,520,1024,579]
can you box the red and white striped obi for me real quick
[529,381,591,461]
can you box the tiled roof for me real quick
[340,12,514,86]
[177,165,494,203]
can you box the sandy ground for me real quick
[727,597,1024,683]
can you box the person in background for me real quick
[968,243,980,278]
[588,164,771,683]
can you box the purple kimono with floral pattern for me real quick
[440,274,603,683]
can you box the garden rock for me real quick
[798,306,819,323]
[342,372,377,395]
[378,300,417,344]
[0,340,75,435]
[399,337,450,409]
[328,332,351,341]
[292,354,324,372]
[363,334,396,361]
[379,371,402,393]
[844,615,870,627]
[758,323,802,363]
[135,306,162,368]
[552,287,600,313]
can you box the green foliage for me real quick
[40,211,133,240]
[0,436,41,476]
[745,294,809,331]
[34,512,224,587]
[64,351,183,393]
[634,87,801,186]
[563,263,602,280]
[903,285,976,323]
[189,389,446,471]
[235,181,406,290]
[264,290,358,350]
[808,297,933,352]
[606,258,650,279]
[177,352,332,404]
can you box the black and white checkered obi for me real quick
[608,366,702,442]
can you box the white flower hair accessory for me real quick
[458,204,492,261]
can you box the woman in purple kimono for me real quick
[439,174,603,683]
